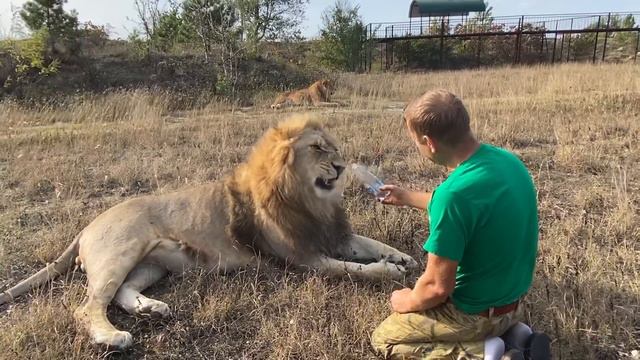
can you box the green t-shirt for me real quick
[423,143,538,314]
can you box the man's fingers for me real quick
[380,197,395,205]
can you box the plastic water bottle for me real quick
[351,164,386,200]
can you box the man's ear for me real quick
[424,135,436,153]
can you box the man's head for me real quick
[403,90,473,165]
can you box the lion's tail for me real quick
[0,234,80,306]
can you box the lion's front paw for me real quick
[362,261,407,280]
[91,329,133,350]
[383,253,419,270]
[135,297,171,318]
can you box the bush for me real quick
[313,0,366,72]
[1,29,60,91]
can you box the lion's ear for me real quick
[285,137,297,166]
[287,146,295,166]
[273,139,296,168]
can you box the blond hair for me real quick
[404,89,471,146]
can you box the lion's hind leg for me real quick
[312,101,342,108]
[114,263,169,318]
[111,237,197,318]
[74,236,154,349]
[74,253,140,349]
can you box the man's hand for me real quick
[390,288,418,313]
[379,184,409,207]
[390,253,458,314]
[379,185,432,211]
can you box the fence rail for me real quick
[366,12,640,40]
[361,12,640,71]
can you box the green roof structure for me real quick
[409,0,487,17]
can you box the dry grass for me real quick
[1,63,639,359]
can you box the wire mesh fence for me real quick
[361,12,640,71]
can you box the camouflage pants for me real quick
[370,301,523,360]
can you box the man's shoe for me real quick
[524,332,552,360]
[502,349,525,360]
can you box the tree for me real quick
[131,1,195,54]
[133,0,163,42]
[19,0,78,59]
[314,0,365,72]
[183,0,244,97]
[7,4,29,39]
[20,0,78,39]
[154,8,195,52]
[236,0,308,57]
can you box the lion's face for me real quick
[320,79,335,96]
[291,128,346,199]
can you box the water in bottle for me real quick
[351,164,386,201]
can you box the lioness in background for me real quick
[271,79,340,109]
[0,116,417,350]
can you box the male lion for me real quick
[270,79,339,109]
[0,116,417,350]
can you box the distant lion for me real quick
[271,79,339,109]
[0,116,417,350]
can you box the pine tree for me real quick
[20,0,78,39]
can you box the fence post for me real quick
[514,16,523,64]
[540,22,546,58]
[635,30,639,64]
[592,16,601,64]
[368,24,373,72]
[551,34,557,64]
[566,19,573,62]
[601,13,611,62]
[359,28,364,72]
[476,14,484,67]
[551,22,558,64]
[391,25,394,38]
[439,17,445,68]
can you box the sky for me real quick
[1,0,638,39]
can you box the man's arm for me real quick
[379,185,432,211]
[390,252,457,313]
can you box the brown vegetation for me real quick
[0,63,639,359]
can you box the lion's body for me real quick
[0,117,417,350]
[271,79,338,109]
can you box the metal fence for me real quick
[361,12,640,71]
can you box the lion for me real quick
[270,79,339,109]
[0,116,417,350]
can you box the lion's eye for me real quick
[311,144,323,152]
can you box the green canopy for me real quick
[409,0,487,17]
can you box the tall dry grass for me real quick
[0,63,639,359]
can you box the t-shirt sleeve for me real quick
[423,190,469,262]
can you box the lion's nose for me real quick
[332,163,345,177]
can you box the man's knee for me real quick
[370,313,427,359]
[371,322,391,355]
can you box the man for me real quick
[370,90,551,359]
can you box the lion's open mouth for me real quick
[315,177,338,191]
